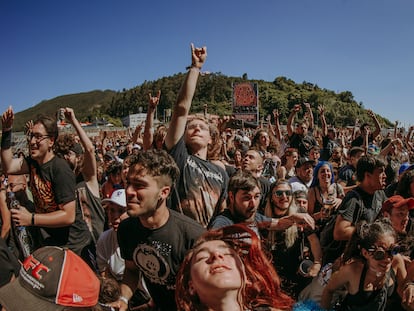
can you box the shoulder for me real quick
[169,209,205,231]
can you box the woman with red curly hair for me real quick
[175,224,294,311]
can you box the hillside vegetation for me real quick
[12,73,393,131]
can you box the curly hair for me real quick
[342,218,396,264]
[175,224,294,311]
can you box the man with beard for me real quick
[289,157,315,194]
[209,170,315,236]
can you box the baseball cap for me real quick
[0,246,100,310]
[102,189,126,208]
[104,151,116,161]
[382,195,414,214]
[296,157,315,168]
[69,143,84,155]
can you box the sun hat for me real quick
[0,246,100,310]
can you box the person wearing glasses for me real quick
[320,219,408,311]
[1,107,91,258]
[209,171,315,239]
[264,179,322,298]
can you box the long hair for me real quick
[310,161,335,188]
[175,224,294,311]
[264,180,299,248]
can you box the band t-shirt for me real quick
[118,210,204,310]
[169,137,228,227]
[27,156,91,254]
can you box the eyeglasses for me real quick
[273,190,292,197]
[367,245,400,261]
[27,133,51,143]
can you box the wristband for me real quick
[119,296,129,305]
[404,282,414,290]
[186,65,201,71]
[1,129,12,149]
[31,213,35,226]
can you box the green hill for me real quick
[12,73,393,131]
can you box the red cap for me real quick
[0,246,100,310]
[382,195,414,214]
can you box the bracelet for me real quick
[186,65,201,71]
[404,282,414,290]
[119,296,129,305]
[2,127,12,132]
[31,213,35,226]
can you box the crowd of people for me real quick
[1,43,414,311]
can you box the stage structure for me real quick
[232,82,259,127]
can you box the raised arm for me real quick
[367,109,381,139]
[1,106,29,175]
[63,107,100,197]
[318,105,327,137]
[165,43,207,150]
[272,109,282,142]
[143,90,161,150]
[287,104,300,137]
[304,102,314,130]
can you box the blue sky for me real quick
[1,0,413,128]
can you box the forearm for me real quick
[33,206,75,227]
[287,112,296,136]
[71,116,95,153]
[165,67,200,149]
[143,108,155,150]
[268,216,295,231]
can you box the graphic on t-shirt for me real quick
[133,243,172,286]
[30,166,58,213]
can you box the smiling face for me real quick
[189,240,243,302]
[28,123,54,162]
[362,234,396,276]
[271,183,293,215]
[318,164,332,184]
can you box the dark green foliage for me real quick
[12,74,393,131]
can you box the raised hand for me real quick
[1,106,14,130]
[272,109,280,119]
[191,43,207,69]
[148,90,161,109]
[318,105,325,114]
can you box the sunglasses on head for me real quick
[273,190,292,197]
[367,245,400,261]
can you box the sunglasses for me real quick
[367,245,400,261]
[273,190,292,197]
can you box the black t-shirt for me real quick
[338,187,387,224]
[321,136,339,161]
[169,137,228,227]
[27,156,91,254]
[118,209,205,311]
[288,133,318,157]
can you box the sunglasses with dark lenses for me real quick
[274,190,292,197]
[367,245,400,261]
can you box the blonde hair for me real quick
[264,180,300,248]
